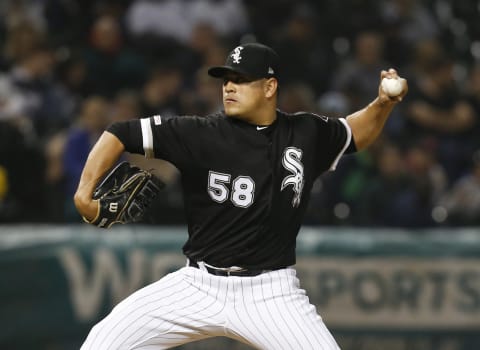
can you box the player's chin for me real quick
[224,105,242,117]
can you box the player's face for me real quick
[222,72,267,119]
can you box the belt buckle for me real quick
[226,269,244,277]
[225,266,246,276]
[191,260,250,276]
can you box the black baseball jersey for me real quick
[108,110,354,269]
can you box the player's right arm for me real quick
[346,69,407,150]
[73,131,125,221]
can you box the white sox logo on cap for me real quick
[231,46,243,64]
[207,43,280,79]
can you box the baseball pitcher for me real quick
[75,43,407,349]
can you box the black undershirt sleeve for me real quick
[106,120,144,155]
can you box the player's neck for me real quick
[244,103,277,126]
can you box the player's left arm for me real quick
[74,131,125,220]
[346,69,408,151]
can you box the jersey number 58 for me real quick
[207,171,255,208]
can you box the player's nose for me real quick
[223,80,236,92]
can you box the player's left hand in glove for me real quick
[83,161,165,228]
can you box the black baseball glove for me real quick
[83,161,165,228]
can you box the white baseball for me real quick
[381,77,403,97]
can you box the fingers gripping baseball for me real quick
[379,68,408,103]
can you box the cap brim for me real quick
[208,66,256,79]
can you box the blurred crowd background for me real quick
[0,0,479,227]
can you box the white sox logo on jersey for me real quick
[281,147,304,208]
[231,46,243,64]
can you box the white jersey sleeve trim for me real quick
[328,118,352,171]
[140,118,154,158]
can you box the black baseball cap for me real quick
[208,43,280,80]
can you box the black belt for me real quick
[188,260,270,277]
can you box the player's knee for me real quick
[80,321,104,349]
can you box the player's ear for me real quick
[264,78,278,98]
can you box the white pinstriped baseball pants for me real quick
[81,266,340,350]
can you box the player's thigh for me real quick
[81,268,222,350]
[270,269,340,350]
[229,269,340,350]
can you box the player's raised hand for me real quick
[378,68,408,104]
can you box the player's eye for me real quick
[224,78,239,85]
[223,76,251,85]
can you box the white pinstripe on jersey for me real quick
[81,266,340,350]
